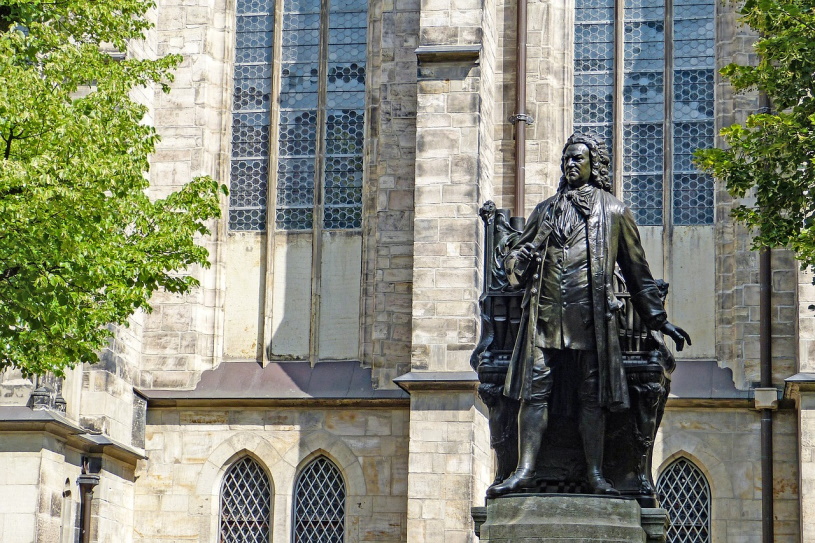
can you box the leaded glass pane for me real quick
[573,0,714,227]
[673,0,715,225]
[275,0,366,231]
[573,0,614,157]
[219,457,272,543]
[293,457,346,543]
[230,0,274,230]
[623,0,664,225]
[657,458,711,543]
[323,0,366,229]
[277,0,321,230]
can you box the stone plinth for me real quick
[477,495,654,543]
[640,508,670,543]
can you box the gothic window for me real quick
[229,0,366,232]
[293,456,346,542]
[656,458,711,543]
[573,0,715,225]
[230,0,274,231]
[219,457,272,543]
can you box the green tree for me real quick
[0,0,226,376]
[696,0,815,270]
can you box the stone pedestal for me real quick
[475,495,667,543]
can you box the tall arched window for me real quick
[293,456,346,542]
[656,458,711,543]
[219,457,272,543]
[573,0,715,226]
[229,0,367,231]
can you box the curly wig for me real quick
[559,132,612,193]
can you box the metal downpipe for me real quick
[512,0,530,218]
[757,86,773,543]
[759,246,774,543]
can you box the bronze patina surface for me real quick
[473,134,691,503]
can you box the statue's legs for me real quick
[577,351,619,495]
[486,401,547,497]
[487,350,554,498]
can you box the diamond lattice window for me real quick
[229,0,366,231]
[293,456,346,543]
[656,458,711,543]
[574,0,715,226]
[219,457,272,543]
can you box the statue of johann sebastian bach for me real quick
[487,133,692,498]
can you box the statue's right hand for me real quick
[514,242,537,263]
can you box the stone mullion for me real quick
[307,0,332,364]
[663,0,674,233]
[261,0,286,365]
[612,0,624,194]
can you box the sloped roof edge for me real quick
[137,360,408,402]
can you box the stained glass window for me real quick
[574,0,614,148]
[656,458,711,543]
[293,456,346,542]
[229,0,366,231]
[219,457,272,543]
[622,0,665,225]
[230,0,274,231]
[672,0,715,225]
[573,0,715,225]
[322,0,366,230]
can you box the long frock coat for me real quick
[503,186,668,411]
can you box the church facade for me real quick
[0,0,811,541]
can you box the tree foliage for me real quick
[0,0,226,376]
[696,0,815,270]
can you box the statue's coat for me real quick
[503,188,668,411]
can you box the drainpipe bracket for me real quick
[753,387,780,410]
[509,113,534,125]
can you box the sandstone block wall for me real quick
[713,0,799,390]
[0,434,138,543]
[411,57,484,373]
[491,0,573,213]
[656,408,799,542]
[134,406,408,543]
[141,0,228,387]
[405,390,492,542]
[363,0,421,388]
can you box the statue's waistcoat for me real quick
[538,223,595,351]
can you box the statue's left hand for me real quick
[660,322,692,352]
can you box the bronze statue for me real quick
[485,133,691,498]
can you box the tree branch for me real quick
[0,266,21,281]
[3,130,13,160]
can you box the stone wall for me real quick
[405,389,490,542]
[0,437,68,543]
[362,0,421,388]
[0,433,138,543]
[712,0,799,389]
[139,0,228,388]
[797,270,815,539]
[134,405,408,542]
[655,408,799,541]
[491,0,573,213]
[411,55,484,373]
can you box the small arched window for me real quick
[293,456,346,542]
[219,456,272,543]
[656,457,711,543]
